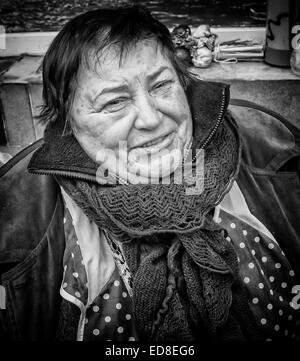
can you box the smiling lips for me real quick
[133,132,175,151]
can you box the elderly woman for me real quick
[0,6,300,341]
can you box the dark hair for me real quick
[39,5,192,129]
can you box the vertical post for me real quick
[264,0,290,67]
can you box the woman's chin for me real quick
[100,133,190,184]
[126,136,184,183]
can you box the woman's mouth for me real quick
[134,132,175,152]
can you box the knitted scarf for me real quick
[29,80,260,341]
[55,114,249,341]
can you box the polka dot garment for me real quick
[61,203,88,306]
[83,268,138,341]
[216,209,300,341]
[61,203,137,341]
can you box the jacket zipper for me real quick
[30,89,227,182]
[192,88,227,162]
[28,168,99,182]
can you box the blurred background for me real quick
[0,0,266,32]
[1,0,300,166]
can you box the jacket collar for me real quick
[28,79,230,179]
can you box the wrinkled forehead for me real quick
[80,38,172,78]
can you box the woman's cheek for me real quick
[158,95,189,125]
[105,110,137,143]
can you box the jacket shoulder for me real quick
[0,140,61,265]
[228,99,300,170]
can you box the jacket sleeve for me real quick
[228,100,300,276]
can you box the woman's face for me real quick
[71,39,193,183]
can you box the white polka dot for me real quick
[251,250,256,256]
[117,327,124,334]
[114,280,120,287]
[274,324,280,331]
[248,262,255,269]
[242,230,248,236]
[129,337,135,341]
[63,217,67,224]
[289,270,295,277]
[254,236,260,243]
[269,276,274,282]
[275,263,281,269]
[279,309,283,316]
[279,296,283,302]
[230,223,236,229]
[244,277,250,284]
[75,291,81,298]
[226,236,231,242]
[122,291,128,298]
[261,318,267,325]
[262,256,267,263]
[267,303,273,310]
[268,243,274,249]
[93,305,99,312]
[103,293,109,300]
[252,298,259,304]
[125,314,132,320]
[93,329,100,336]
[239,242,245,249]
[116,303,122,310]
[72,272,79,278]
[270,289,274,295]
[62,282,67,288]
[288,315,293,321]
[105,316,111,323]
[258,283,264,289]
[281,282,287,288]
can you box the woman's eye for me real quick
[152,80,173,92]
[102,98,129,113]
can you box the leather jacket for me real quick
[1,89,300,340]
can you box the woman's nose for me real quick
[134,94,161,130]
